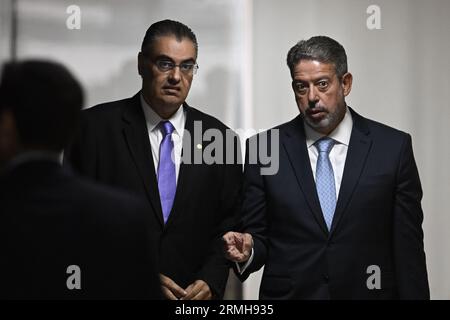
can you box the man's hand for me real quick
[222,231,253,263]
[160,274,187,300]
[181,280,212,300]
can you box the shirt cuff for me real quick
[235,247,254,275]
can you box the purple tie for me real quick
[157,121,176,224]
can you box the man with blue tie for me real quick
[65,20,242,300]
[223,36,429,299]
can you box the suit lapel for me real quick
[329,108,372,236]
[122,94,164,226]
[282,116,329,235]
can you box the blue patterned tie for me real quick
[315,137,336,231]
[158,121,176,224]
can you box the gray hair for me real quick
[286,36,348,79]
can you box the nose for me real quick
[168,66,181,83]
[308,85,319,108]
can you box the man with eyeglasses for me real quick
[65,20,242,300]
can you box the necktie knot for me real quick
[315,137,335,154]
[161,121,175,136]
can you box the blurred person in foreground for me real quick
[0,60,161,299]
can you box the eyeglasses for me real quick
[154,59,199,75]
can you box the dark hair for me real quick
[286,36,348,79]
[0,60,83,151]
[141,19,198,56]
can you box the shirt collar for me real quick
[140,93,185,135]
[305,106,353,148]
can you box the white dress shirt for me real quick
[140,94,186,182]
[238,107,353,274]
[305,106,353,198]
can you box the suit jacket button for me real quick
[323,274,330,283]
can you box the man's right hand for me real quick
[160,274,187,300]
[222,231,253,263]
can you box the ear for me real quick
[137,52,145,76]
[0,109,19,163]
[0,110,16,135]
[341,72,353,97]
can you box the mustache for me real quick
[307,101,326,112]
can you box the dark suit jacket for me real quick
[239,108,429,299]
[64,93,242,298]
[0,159,161,299]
